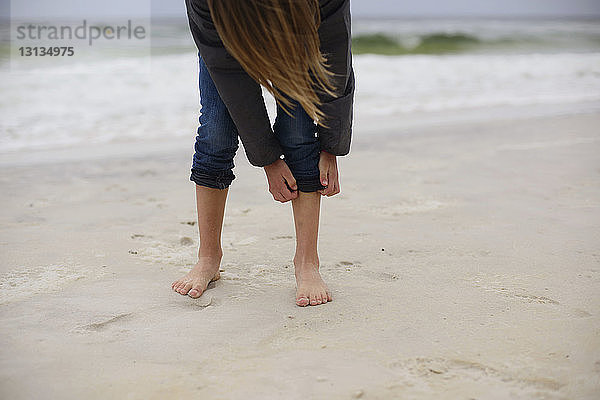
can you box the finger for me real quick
[283,172,297,192]
[328,177,339,196]
[329,180,340,196]
[326,166,339,196]
[279,186,295,202]
[284,181,298,197]
[272,191,285,203]
[319,164,329,188]
[285,190,298,201]
[333,181,341,195]
[322,171,335,196]
[329,168,338,184]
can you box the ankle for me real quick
[293,252,319,269]
[198,246,223,259]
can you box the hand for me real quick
[263,159,298,203]
[318,150,340,196]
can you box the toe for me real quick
[176,282,186,294]
[180,282,193,295]
[189,286,203,298]
[321,293,328,303]
[315,293,323,304]
[296,291,309,307]
[326,291,333,302]
[310,293,321,306]
[297,297,309,307]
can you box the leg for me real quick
[172,53,238,298]
[172,185,227,297]
[273,95,331,306]
[292,188,332,307]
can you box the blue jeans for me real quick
[190,54,325,192]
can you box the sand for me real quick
[1,111,599,399]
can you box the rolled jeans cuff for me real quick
[296,176,327,193]
[190,168,235,190]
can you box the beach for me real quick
[2,13,600,400]
[1,110,599,399]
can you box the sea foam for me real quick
[1,18,599,153]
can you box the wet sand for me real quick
[1,111,599,399]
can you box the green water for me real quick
[352,33,484,55]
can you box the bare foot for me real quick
[294,258,332,307]
[171,253,221,298]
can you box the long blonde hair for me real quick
[207,0,338,127]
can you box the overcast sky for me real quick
[2,0,600,18]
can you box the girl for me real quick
[172,0,355,307]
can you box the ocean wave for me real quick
[352,33,480,55]
[351,31,598,55]
[351,52,600,116]
[2,51,600,153]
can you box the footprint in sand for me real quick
[79,313,135,332]
[0,264,106,305]
[513,293,559,305]
[337,261,367,272]
[178,295,214,309]
[468,274,598,320]
[467,274,561,305]
[388,357,563,395]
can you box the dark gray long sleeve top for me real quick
[185,0,354,167]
